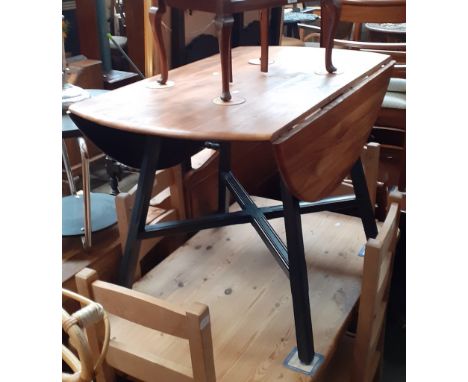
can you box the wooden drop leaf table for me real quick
[69,46,393,366]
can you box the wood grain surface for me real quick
[69,46,391,142]
[272,61,393,202]
[118,196,372,381]
[341,0,405,24]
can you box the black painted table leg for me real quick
[218,142,231,213]
[118,137,162,287]
[280,179,315,364]
[350,158,378,240]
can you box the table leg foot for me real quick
[320,0,341,73]
[215,14,234,102]
[284,348,324,375]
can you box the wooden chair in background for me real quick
[317,191,403,382]
[75,268,216,382]
[115,164,186,280]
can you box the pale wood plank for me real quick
[186,303,217,382]
[92,281,190,339]
[106,342,193,382]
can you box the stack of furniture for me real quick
[70,187,402,381]
[63,2,403,379]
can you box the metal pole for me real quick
[62,140,77,195]
[78,137,92,250]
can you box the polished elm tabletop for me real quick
[70,47,389,142]
[69,46,392,365]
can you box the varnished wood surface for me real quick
[341,0,406,24]
[124,196,372,381]
[272,62,392,202]
[70,46,391,143]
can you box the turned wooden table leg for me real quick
[260,8,269,73]
[320,0,341,73]
[216,14,234,102]
[228,31,233,83]
[149,0,168,84]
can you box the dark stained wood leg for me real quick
[260,8,269,73]
[228,34,233,83]
[320,0,341,73]
[215,14,234,102]
[149,0,168,84]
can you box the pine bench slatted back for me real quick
[352,192,401,381]
[75,268,216,382]
[317,192,402,382]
